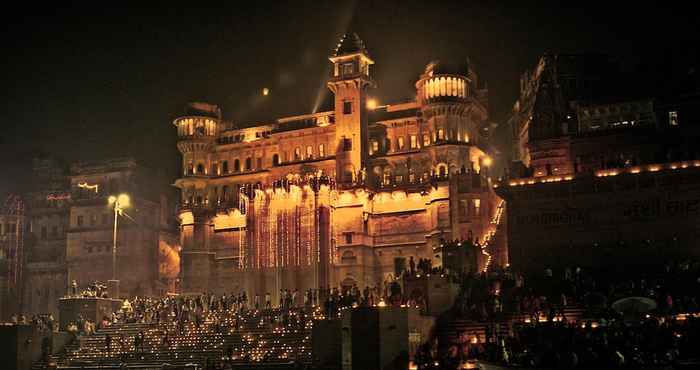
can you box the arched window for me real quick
[439,77,446,96]
[438,129,445,141]
[272,154,280,166]
[306,145,313,159]
[318,144,325,157]
[438,164,448,177]
[245,157,252,171]
[233,159,240,172]
[196,163,204,175]
[211,163,218,176]
[222,161,229,174]
[294,147,301,161]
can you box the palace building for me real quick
[174,33,505,299]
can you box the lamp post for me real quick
[108,194,130,283]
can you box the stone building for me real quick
[499,54,700,272]
[174,33,504,299]
[65,158,178,298]
[0,195,25,320]
[19,157,179,317]
[21,158,70,318]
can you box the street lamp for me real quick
[108,194,130,282]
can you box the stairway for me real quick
[33,308,315,370]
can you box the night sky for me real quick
[2,1,698,197]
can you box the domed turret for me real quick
[174,102,220,178]
[332,32,370,58]
[416,60,472,105]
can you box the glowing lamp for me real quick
[482,156,493,167]
[262,87,269,96]
[117,194,131,208]
[108,195,117,205]
[366,98,378,110]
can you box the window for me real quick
[257,157,262,169]
[306,145,313,159]
[473,199,481,216]
[294,147,301,160]
[343,138,352,151]
[220,185,228,202]
[342,63,353,75]
[437,129,445,140]
[187,163,194,175]
[234,159,240,172]
[460,199,469,220]
[212,163,218,176]
[196,164,204,174]
[398,137,405,150]
[385,138,392,152]
[343,101,352,115]
[272,154,280,166]
[319,144,325,157]
[245,157,252,171]
[383,170,391,185]
[371,140,379,154]
[77,216,84,227]
[395,175,403,183]
[41,226,47,239]
[410,135,417,149]
[51,225,58,237]
[90,214,97,226]
[669,111,679,126]
[438,165,447,177]
[344,233,353,244]
[222,161,229,174]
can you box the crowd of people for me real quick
[8,312,56,331]
[412,254,700,369]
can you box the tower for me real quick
[327,33,375,184]
[173,102,221,293]
[415,60,490,172]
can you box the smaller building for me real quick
[500,53,700,273]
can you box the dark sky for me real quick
[2,1,698,196]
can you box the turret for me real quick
[415,60,489,147]
[174,102,221,177]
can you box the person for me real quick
[409,256,416,276]
[70,280,78,296]
[265,292,271,309]
[254,294,260,310]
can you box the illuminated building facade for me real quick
[500,54,700,272]
[174,34,504,298]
